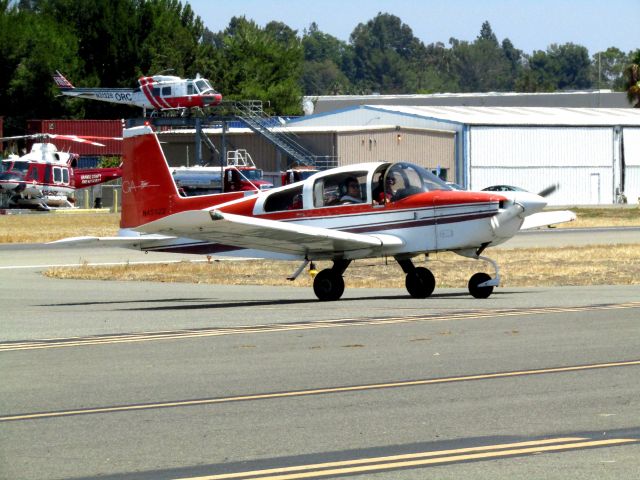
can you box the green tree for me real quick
[207,16,303,114]
[349,13,423,93]
[301,22,353,95]
[0,2,81,130]
[592,47,631,90]
[520,43,593,91]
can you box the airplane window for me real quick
[314,171,367,207]
[263,185,303,212]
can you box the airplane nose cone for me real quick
[499,191,547,215]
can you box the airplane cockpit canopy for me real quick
[383,162,451,202]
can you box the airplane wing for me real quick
[139,209,405,259]
[520,210,576,230]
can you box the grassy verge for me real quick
[43,245,640,288]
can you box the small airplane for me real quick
[55,125,576,300]
[0,134,122,210]
[53,71,223,113]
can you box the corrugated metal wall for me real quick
[469,127,615,205]
[623,128,640,204]
[336,128,454,173]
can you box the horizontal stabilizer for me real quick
[520,210,576,230]
[48,234,175,248]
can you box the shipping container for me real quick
[27,119,124,156]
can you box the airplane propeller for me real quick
[537,183,559,198]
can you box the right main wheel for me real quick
[313,269,345,301]
[405,267,436,298]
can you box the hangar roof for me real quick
[362,105,640,127]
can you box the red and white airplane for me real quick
[53,71,223,112]
[0,134,122,209]
[57,125,575,300]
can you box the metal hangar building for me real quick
[287,105,640,206]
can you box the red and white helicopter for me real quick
[0,134,122,210]
[57,125,575,300]
[53,71,223,113]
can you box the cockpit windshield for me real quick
[195,79,215,95]
[5,161,29,173]
[383,162,451,202]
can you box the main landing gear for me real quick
[313,259,351,301]
[290,252,500,301]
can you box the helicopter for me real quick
[53,71,223,114]
[0,134,122,210]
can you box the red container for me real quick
[27,119,124,156]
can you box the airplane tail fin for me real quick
[121,126,244,229]
[53,71,74,91]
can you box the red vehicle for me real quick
[172,149,273,196]
[0,134,122,210]
[281,166,320,185]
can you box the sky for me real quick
[187,0,638,56]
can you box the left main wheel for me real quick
[313,269,345,301]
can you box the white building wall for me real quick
[623,128,640,204]
[469,127,615,205]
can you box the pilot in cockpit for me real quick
[339,177,364,204]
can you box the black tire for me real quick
[405,267,436,298]
[313,269,345,301]
[468,272,494,299]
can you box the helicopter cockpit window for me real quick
[195,79,214,94]
[313,171,368,207]
[384,162,452,202]
[9,161,29,173]
[162,86,171,96]
[62,168,69,184]
[187,82,195,95]
[263,185,303,212]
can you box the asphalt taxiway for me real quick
[1,232,639,480]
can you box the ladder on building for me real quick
[233,101,336,169]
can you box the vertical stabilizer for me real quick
[120,126,244,229]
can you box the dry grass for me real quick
[44,245,640,288]
[0,212,120,243]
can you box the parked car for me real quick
[481,185,528,192]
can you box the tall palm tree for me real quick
[625,51,640,107]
